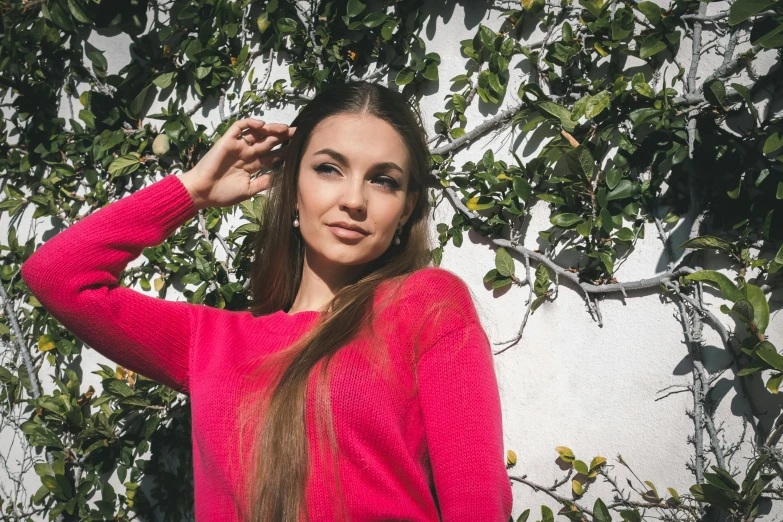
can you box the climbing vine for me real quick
[1,0,782,520]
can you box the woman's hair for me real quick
[236,80,438,522]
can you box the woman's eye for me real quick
[314,164,337,175]
[315,164,399,191]
[375,176,400,190]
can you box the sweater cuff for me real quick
[137,174,198,239]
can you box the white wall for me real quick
[3,1,782,520]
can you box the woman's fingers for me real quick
[249,131,294,155]
[231,118,264,139]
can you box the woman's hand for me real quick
[177,118,296,210]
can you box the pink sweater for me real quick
[21,174,513,522]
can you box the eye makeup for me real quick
[313,164,401,191]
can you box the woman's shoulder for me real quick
[403,266,472,300]
[377,266,477,320]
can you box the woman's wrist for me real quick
[176,171,209,211]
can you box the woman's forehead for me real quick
[305,114,409,167]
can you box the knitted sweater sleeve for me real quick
[20,174,199,394]
[415,270,513,521]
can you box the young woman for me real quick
[21,81,513,522]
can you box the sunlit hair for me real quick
[237,80,442,522]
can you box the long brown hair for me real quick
[237,80,439,522]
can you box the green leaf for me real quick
[606,180,633,201]
[620,510,642,522]
[731,298,755,323]
[580,0,606,18]
[128,84,152,118]
[381,20,397,40]
[346,0,366,17]
[600,251,615,273]
[727,175,742,199]
[637,1,662,24]
[422,62,439,81]
[689,484,737,511]
[395,68,415,86]
[86,48,107,75]
[704,466,740,492]
[495,248,515,277]
[492,276,513,289]
[466,196,495,211]
[744,283,770,333]
[450,127,465,139]
[678,235,734,253]
[513,177,532,200]
[614,227,634,242]
[522,0,545,13]
[67,0,91,24]
[536,101,577,130]
[563,22,574,42]
[632,72,655,98]
[606,169,623,190]
[108,153,142,179]
[362,12,387,28]
[576,218,593,238]
[534,263,551,295]
[537,194,566,205]
[593,498,612,522]
[550,213,585,227]
[152,72,176,89]
[565,145,595,180]
[541,505,555,522]
[256,12,271,33]
[611,8,635,40]
[767,373,783,393]
[704,79,727,108]
[763,133,783,154]
[742,453,772,493]
[573,460,589,475]
[731,83,759,124]
[105,379,135,397]
[685,270,743,302]
[639,35,667,59]
[276,17,298,33]
[750,16,783,48]
[729,0,777,25]
[757,348,783,373]
[600,207,614,233]
[585,91,611,119]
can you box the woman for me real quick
[21,80,513,522]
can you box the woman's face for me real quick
[296,113,418,269]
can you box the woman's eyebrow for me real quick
[313,148,404,174]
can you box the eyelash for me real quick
[314,164,400,190]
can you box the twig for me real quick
[493,255,534,353]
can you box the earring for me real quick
[393,224,402,245]
[293,209,300,228]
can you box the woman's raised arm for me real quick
[21,174,202,394]
[20,119,296,394]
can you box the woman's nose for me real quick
[338,179,367,213]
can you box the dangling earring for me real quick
[393,224,402,245]
[293,208,300,228]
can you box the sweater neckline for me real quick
[267,309,323,331]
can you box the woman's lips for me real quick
[328,225,366,239]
